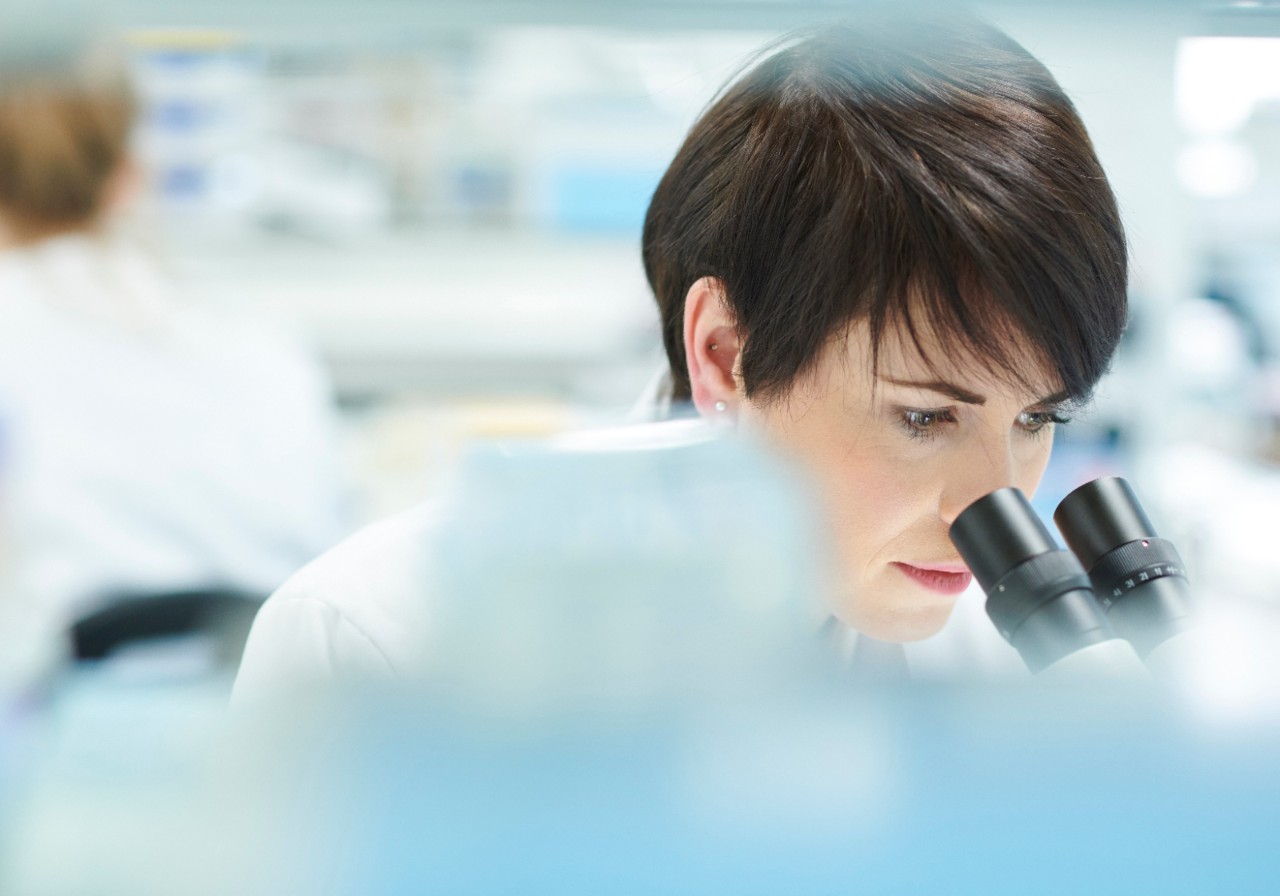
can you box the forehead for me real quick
[833,316,1062,402]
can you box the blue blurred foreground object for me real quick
[272,687,1280,896]
[6,424,1280,894]
[15,680,1272,896]
[421,420,827,706]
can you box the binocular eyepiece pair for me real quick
[950,477,1194,676]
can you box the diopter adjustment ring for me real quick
[1087,537,1187,609]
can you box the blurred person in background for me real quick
[0,31,349,687]
[233,8,1127,700]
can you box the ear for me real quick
[683,276,744,418]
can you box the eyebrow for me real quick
[879,376,1072,408]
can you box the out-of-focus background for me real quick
[2,0,1280,891]
[109,1,1280,625]
[3,3,1270,538]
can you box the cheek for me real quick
[822,449,926,567]
[748,404,931,570]
[1017,435,1056,496]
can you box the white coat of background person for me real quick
[0,33,349,688]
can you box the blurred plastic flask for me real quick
[423,419,829,710]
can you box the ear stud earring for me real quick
[714,401,727,412]
[709,342,719,352]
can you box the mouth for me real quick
[891,562,974,596]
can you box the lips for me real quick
[891,562,974,596]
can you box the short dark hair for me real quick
[642,10,1127,406]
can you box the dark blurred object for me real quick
[70,590,264,667]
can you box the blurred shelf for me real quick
[168,228,664,403]
[18,0,1218,42]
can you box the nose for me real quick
[937,439,1021,528]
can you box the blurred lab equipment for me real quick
[232,418,827,705]
[423,419,825,704]
[11,619,1280,895]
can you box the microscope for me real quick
[950,477,1193,679]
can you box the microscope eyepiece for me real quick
[951,487,1124,674]
[1054,477,1193,660]
[949,487,1058,591]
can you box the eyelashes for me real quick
[896,407,1072,442]
[898,408,957,441]
[1017,410,1073,434]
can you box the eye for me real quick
[1017,410,1071,435]
[898,407,957,441]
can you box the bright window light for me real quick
[1176,36,1280,136]
[1177,139,1258,198]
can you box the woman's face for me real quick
[738,319,1069,642]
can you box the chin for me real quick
[835,589,959,643]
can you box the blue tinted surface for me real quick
[294,688,1280,896]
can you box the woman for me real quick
[232,10,1125,699]
[0,35,348,684]
[643,13,1125,647]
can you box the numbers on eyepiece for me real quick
[1105,561,1187,601]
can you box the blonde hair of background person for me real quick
[0,31,349,687]
[0,38,137,247]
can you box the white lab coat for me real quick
[232,411,1024,706]
[0,231,348,689]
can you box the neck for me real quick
[0,214,106,253]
